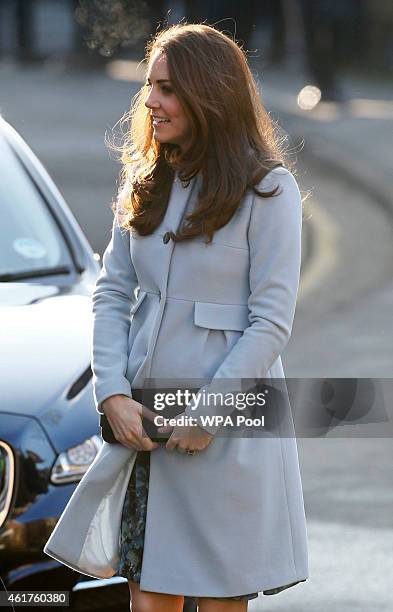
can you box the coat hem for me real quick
[138,574,309,599]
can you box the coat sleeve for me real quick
[184,167,303,434]
[91,204,139,415]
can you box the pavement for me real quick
[0,58,392,611]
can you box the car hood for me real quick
[0,282,93,418]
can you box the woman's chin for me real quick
[153,131,170,142]
[153,134,180,147]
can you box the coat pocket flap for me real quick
[130,290,147,315]
[194,301,249,332]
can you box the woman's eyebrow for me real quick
[146,77,172,84]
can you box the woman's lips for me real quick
[152,119,171,127]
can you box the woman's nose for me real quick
[145,90,159,109]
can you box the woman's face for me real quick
[144,52,191,150]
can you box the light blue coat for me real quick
[90,166,309,597]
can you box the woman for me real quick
[92,23,309,612]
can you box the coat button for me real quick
[163,231,171,244]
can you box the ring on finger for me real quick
[177,447,195,455]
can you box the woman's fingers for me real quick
[165,426,193,452]
[122,425,159,451]
[165,431,180,451]
[141,405,159,423]
[164,421,214,453]
[139,426,160,451]
[108,415,159,451]
[112,424,144,450]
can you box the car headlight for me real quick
[50,435,103,484]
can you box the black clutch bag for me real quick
[99,388,181,444]
[100,411,165,444]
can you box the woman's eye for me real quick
[144,82,172,94]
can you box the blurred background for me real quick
[0,1,392,611]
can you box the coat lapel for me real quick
[165,172,201,234]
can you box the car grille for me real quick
[0,441,15,528]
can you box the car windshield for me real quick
[0,135,73,278]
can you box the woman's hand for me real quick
[157,411,214,454]
[102,394,160,451]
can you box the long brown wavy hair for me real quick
[111,23,293,244]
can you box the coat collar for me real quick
[166,172,201,233]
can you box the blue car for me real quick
[0,117,197,612]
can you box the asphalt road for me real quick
[1,59,392,612]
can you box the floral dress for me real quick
[116,451,304,601]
